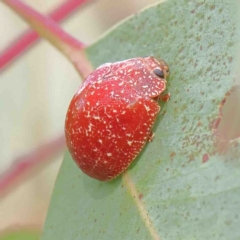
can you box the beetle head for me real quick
[143,56,170,80]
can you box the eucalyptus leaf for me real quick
[42,0,240,239]
[0,229,39,240]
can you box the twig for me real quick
[2,0,93,78]
[0,0,91,71]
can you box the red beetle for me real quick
[65,57,170,181]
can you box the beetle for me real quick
[65,56,170,181]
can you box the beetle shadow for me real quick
[153,98,169,131]
[82,172,122,200]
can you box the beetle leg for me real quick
[160,92,171,102]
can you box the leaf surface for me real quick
[0,229,39,240]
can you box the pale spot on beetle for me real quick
[93,115,100,120]
[98,139,103,144]
[107,153,112,157]
[119,81,124,86]
[144,105,151,112]
[110,91,115,97]
[127,140,133,146]
[85,111,91,118]
[88,123,93,132]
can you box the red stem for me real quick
[0,0,89,71]
[0,135,66,198]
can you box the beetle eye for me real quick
[153,69,165,78]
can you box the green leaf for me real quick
[0,229,39,240]
[42,0,240,239]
